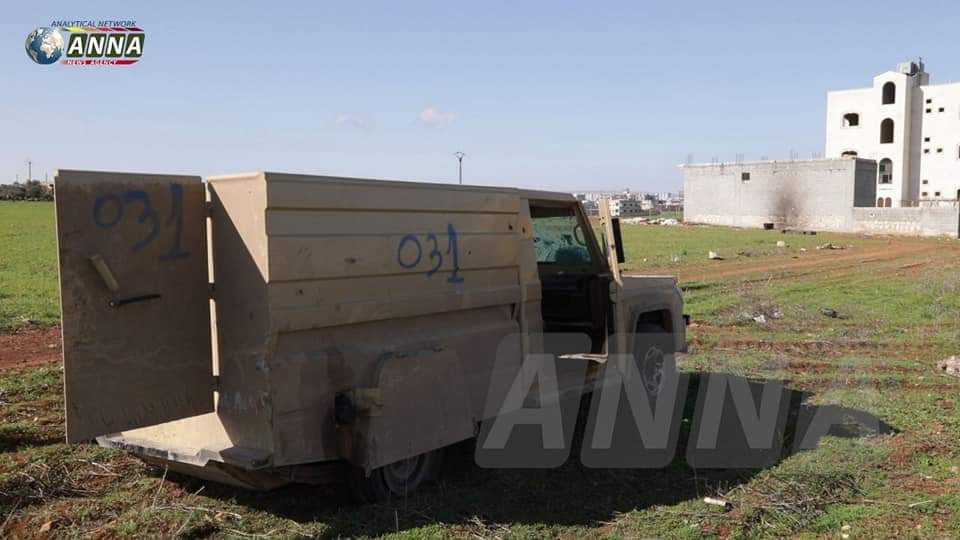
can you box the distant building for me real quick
[572,190,682,216]
[573,191,619,203]
[610,198,642,217]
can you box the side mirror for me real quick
[611,218,625,264]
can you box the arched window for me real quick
[877,197,885,207]
[843,113,860,127]
[878,158,893,184]
[841,150,858,158]
[885,197,893,207]
[882,82,896,104]
[880,119,895,144]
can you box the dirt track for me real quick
[637,237,953,283]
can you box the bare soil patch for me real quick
[0,327,61,371]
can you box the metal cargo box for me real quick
[55,170,545,485]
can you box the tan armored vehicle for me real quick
[54,170,686,500]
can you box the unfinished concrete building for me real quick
[826,61,960,208]
[682,61,960,237]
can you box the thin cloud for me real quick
[334,113,374,131]
[418,106,458,127]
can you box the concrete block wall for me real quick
[851,207,958,237]
[682,157,959,237]
[682,158,877,232]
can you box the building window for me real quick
[842,113,860,127]
[878,158,893,184]
[922,192,928,197]
[927,108,933,113]
[939,107,946,113]
[841,150,858,158]
[924,137,931,142]
[937,148,944,153]
[926,98,933,104]
[882,82,896,104]
[877,197,894,207]
[935,192,941,197]
[741,172,751,182]
[923,179,929,185]
[880,118,895,143]
[924,149,931,154]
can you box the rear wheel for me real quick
[349,449,443,502]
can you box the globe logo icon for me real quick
[25,27,65,65]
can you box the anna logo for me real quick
[28,21,145,65]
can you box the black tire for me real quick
[349,449,443,503]
[633,323,676,402]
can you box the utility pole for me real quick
[453,152,465,185]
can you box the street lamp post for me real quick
[453,152,465,185]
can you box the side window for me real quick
[531,205,592,265]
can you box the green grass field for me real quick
[2,201,960,538]
[616,222,878,273]
[0,202,59,329]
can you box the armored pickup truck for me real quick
[54,170,686,501]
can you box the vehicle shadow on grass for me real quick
[168,372,895,539]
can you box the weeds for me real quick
[0,459,130,507]
[731,473,861,536]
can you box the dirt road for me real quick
[635,237,955,283]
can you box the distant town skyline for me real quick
[4,2,960,192]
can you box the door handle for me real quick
[109,294,161,309]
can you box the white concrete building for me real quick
[826,61,960,207]
[610,198,642,217]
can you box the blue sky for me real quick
[3,1,959,192]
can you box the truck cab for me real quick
[54,170,686,501]
[528,195,686,353]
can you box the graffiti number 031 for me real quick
[397,224,465,283]
[92,183,190,261]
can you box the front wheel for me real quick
[634,323,676,402]
[349,449,443,502]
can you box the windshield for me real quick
[530,206,592,265]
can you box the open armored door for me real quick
[55,170,214,442]
[598,197,623,287]
[599,197,629,351]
